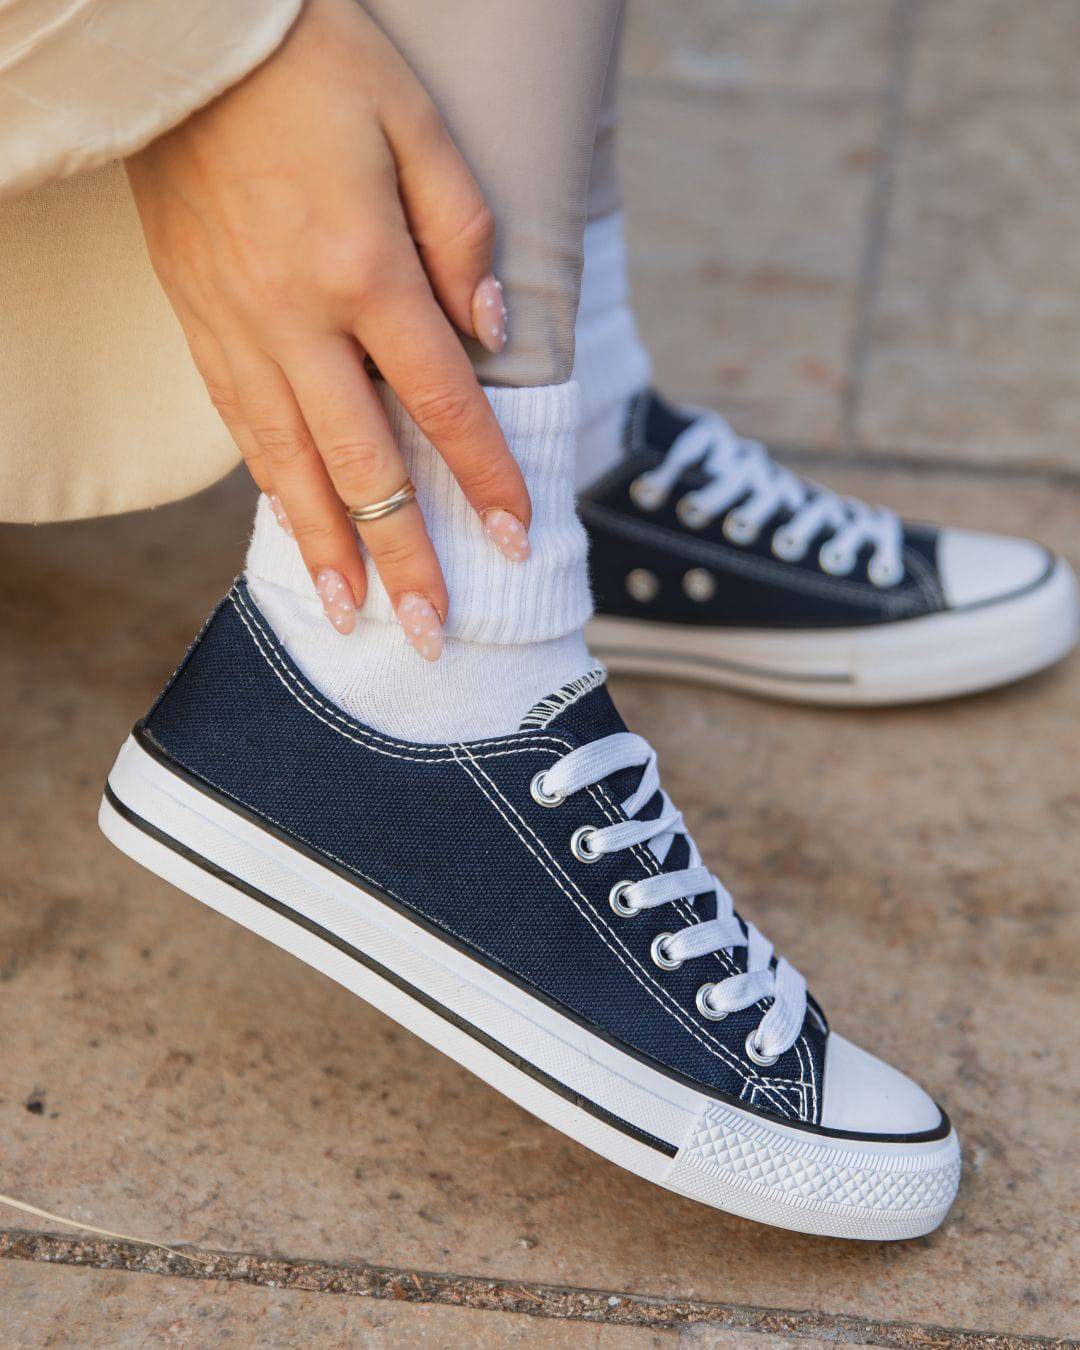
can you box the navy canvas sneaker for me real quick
[582,391,1078,704]
[100,581,960,1240]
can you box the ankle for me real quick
[573,213,652,488]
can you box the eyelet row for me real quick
[604,883,781,1065]
[628,474,905,588]
[559,800,781,1066]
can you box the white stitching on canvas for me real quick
[582,779,816,1115]
[228,583,817,1117]
[231,590,577,765]
[454,745,798,1117]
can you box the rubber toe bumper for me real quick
[937,528,1052,608]
[820,1033,945,1137]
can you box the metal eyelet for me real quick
[609,880,640,917]
[625,568,660,603]
[868,555,904,589]
[650,932,683,970]
[681,568,716,602]
[629,475,665,512]
[695,983,727,1021]
[745,1030,780,1066]
[771,528,806,563]
[676,496,709,530]
[723,512,759,546]
[530,770,565,808]
[570,825,602,863]
[819,541,856,576]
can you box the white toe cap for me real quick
[937,527,1050,608]
[820,1034,944,1136]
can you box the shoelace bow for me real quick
[633,411,905,586]
[539,731,807,1062]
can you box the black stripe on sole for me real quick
[123,724,953,1146]
[103,782,679,1160]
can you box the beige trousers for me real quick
[0,1,626,524]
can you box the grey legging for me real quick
[362,1,626,389]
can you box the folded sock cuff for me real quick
[246,380,591,646]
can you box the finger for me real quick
[355,268,532,561]
[380,87,505,353]
[283,335,448,659]
[175,306,274,495]
[228,343,368,631]
[173,304,300,536]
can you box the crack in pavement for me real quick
[1,1230,1073,1348]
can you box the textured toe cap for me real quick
[820,1034,945,1137]
[937,527,1051,608]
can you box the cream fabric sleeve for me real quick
[0,0,303,199]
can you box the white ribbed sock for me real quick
[572,212,653,491]
[246,381,598,743]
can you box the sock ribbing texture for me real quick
[246,380,597,743]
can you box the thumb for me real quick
[383,95,506,354]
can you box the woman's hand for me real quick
[125,0,525,645]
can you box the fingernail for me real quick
[315,568,356,635]
[267,493,294,538]
[482,509,530,563]
[396,592,443,662]
[473,274,507,354]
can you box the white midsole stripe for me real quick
[588,558,1077,705]
[108,735,704,1149]
[106,734,956,1170]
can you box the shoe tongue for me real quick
[633,387,697,455]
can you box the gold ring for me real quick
[346,480,417,524]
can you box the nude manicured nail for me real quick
[267,493,294,538]
[315,568,356,635]
[397,592,443,662]
[482,509,530,563]
[473,274,507,354]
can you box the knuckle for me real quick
[250,422,313,466]
[314,236,386,305]
[458,453,509,499]
[370,531,423,570]
[321,437,389,483]
[203,380,242,422]
[290,518,337,550]
[408,384,477,441]
[452,199,496,256]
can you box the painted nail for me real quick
[315,568,356,635]
[472,274,507,354]
[267,493,294,538]
[396,592,443,662]
[482,509,531,563]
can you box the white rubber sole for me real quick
[587,557,1078,706]
[100,734,960,1240]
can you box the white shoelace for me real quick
[538,731,807,1063]
[631,411,905,586]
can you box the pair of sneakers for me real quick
[101,392,1077,1240]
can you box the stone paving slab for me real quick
[622,1,1080,479]
[623,0,893,97]
[2,464,1077,1343]
[853,1,1080,472]
[1,1260,688,1349]
[621,82,876,451]
[618,0,889,451]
